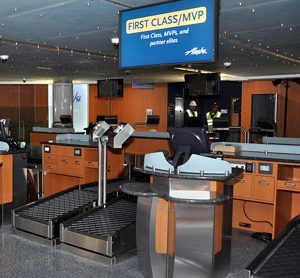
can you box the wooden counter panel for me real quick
[30,132,57,146]
[291,193,300,220]
[232,199,273,233]
[275,190,293,236]
[50,145,75,156]
[0,155,13,204]
[107,149,125,180]
[83,149,98,161]
[125,138,172,155]
[155,198,168,254]
[275,190,300,236]
[83,167,98,183]
[43,173,82,197]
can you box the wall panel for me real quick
[0,84,48,142]
[89,83,168,131]
[241,80,300,138]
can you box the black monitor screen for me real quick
[146,115,160,125]
[213,115,229,128]
[169,127,210,155]
[60,115,72,124]
[96,115,118,125]
[0,121,7,142]
[97,79,123,98]
[185,73,220,96]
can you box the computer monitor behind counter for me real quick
[0,121,7,142]
[96,115,118,125]
[185,116,201,127]
[213,115,229,130]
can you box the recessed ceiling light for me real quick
[111,37,119,45]
[0,54,9,63]
[36,66,51,70]
[223,62,232,68]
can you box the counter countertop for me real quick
[0,149,27,156]
[131,131,170,139]
[41,140,300,164]
[32,127,75,134]
[42,140,98,148]
[121,182,228,204]
[221,151,300,164]
[135,167,242,181]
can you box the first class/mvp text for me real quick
[126,7,207,34]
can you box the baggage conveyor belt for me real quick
[60,197,137,263]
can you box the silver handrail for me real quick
[228,126,247,143]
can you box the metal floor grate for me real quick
[66,199,136,237]
[18,189,98,223]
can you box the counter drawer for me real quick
[277,180,300,191]
[44,163,58,172]
[233,173,252,199]
[57,157,84,177]
[85,160,98,168]
[253,175,275,203]
[43,154,58,165]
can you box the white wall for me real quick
[48,84,89,132]
[73,84,89,132]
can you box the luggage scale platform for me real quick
[60,196,137,264]
[12,184,100,243]
[12,181,123,242]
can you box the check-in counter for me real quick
[211,142,300,238]
[121,153,242,278]
[41,140,124,196]
[41,132,173,197]
[0,150,27,223]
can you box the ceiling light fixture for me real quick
[174,67,200,73]
[111,37,119,46]
[223,61,232,68]
[0,54,9,63]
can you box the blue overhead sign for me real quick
[120,0,216,68]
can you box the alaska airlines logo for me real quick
[185,47,207,56]
[73,92,81,103]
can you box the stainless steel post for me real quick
[98,137,103,206]
[103,138,107,207]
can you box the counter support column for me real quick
[169,203,215,278]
